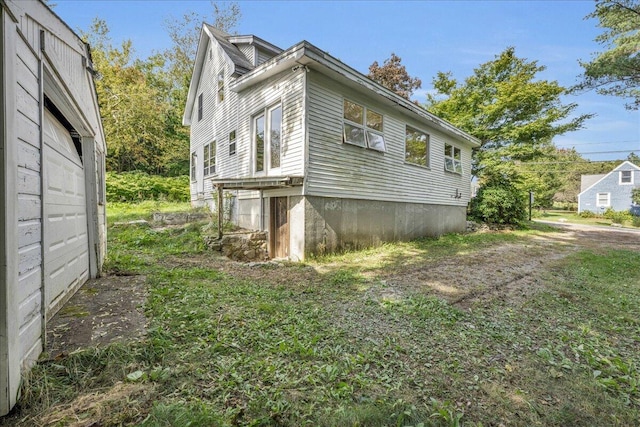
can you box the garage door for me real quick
[43,109,89,312]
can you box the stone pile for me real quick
[205,231,269,262]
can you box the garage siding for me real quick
[15,31,43,366]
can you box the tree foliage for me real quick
[426,47,593,181]
[82,3,241,176]
[83,20,171,174]
[575,0,640,109]
[368,53,422,100]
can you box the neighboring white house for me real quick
[578,161,640,215]
[1,0,106,415]
[183,25,480,261]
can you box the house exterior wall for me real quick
[303,196,466,256]
[578,162,640,214]
[305,71,473,206]
[1,0,106,415]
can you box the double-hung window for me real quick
[597,192,610,207]
[254,104,282,173]
[203,141,216,176]
[190,152,197,181]
[444,144,462,174]
[229,130,236,156]
[197,93,203,121]
[620,170,633,184]
[343,99,386,151]
[217,70,225,103]
[405,126,429,167]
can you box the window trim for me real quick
[203,141,216,177]
[197,93,203,121]
[619,170,633,185]
[253,103,282,174]
[217,70,225,103]
[404,125,430,168]
[596,192,610,207]
[342,98,386,152]
[190,152,197,181]
[229,130,236,156]
[444,143,462,174]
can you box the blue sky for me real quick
[53,0,639,162]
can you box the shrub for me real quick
[579,211,597,219]
[470,183,527,225]
[604,208,633,224]
[632,216,640,227]
[106,172,190,203]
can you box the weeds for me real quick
[6,203,640,426]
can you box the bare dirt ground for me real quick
[45,222,640,357]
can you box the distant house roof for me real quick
[580,174,606,192]
[578,161,640,196]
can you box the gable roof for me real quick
[580,174,606,192]
[183,25,256,124]
[230,40,480,147]
[578,160,640,196]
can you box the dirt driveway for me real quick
[45,222,640,358]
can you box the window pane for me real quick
[344,99,364,124]
[344,123,366,147]
[229,130,236,156]
[366,110,383,131]
[366,131,386,151]
[621,171,632,183]
[445,144,452,157]
[454,147,461,160]
[455,160,462,174]
[255,115,265,172]
[270,106,282,169]
[444,158,454,172]
[405,126,428,166]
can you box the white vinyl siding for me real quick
[234,70,305,178]
[15,34,43,366]
[190,47,305,203]
[306,71,472,205]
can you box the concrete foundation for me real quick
[303,196,466,257]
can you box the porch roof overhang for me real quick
[211,176,304,190]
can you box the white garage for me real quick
[43,108,91,313]
[1,0,106,415]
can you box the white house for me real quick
[1,0,106,415]
[184,25,480,261]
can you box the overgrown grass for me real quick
[6,205,640,426]
[537,209,640,229]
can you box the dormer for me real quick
[228,34,283,67]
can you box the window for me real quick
[229,130,236,156]
[254,104,282,173]
[197,93,203,121]
[217,70,225,102]
[190,152,197,181]
[444,144,462,174]
[597,192,610,207]
[203,141,216,176]
[405,126,429,167]
[620,170,633,184]
[343,99,386,151]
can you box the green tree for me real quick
[162,2,241,175]
[83,19,171,174]
[368,53,422,100]
[575,0,640,109]
[426,47,593,181]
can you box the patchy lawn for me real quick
[3,206,640,426]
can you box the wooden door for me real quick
[270,197,289,258]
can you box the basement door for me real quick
[270,197,289,258]
[42,109,89,312]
